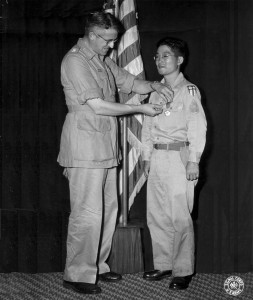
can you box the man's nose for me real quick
[156,56,165,62]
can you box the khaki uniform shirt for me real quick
[57,38,135,168]
[141,72,207,163]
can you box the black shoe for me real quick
[98,272,122,282]
[169,275,192,290]
[63,280,101,294]
[143,270,172,281]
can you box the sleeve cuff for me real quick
[188,151,201,163]
[119,74,136,94]
[77,88,104,104]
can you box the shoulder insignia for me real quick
[187,85,197,96]
[70,47,79,53]
[189,100,199,113]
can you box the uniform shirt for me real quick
[141,72,207,163]
[57,38,136,168]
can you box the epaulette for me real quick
[187,85,197,96]
[70,46,80,53]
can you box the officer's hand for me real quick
[143,161,151,178]
[186,161,199,181]
[151,82,174,103]
[141,103,163,116]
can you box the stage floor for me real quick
[0,271,252,299]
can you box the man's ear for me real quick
[89,32,96,40]
[178,56,184,66]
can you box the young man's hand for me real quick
[143,161,151,178]
[186,161,199,181]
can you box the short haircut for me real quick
[85,11,124,35]
[156,37,188,61]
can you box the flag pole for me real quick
[121,116,128,227]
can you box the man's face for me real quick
[154,45,182,76]
[90,27,118,56]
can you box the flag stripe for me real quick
[127,115,143,139]
[119,0,135,19]
[118,26,139,56]
[128,174,146,207]
[120,9,137,29]
[128,147,139,175]
[128,158,146,205]
[128,127,143,154]
[118,41,141,69]
[123,55,144,76]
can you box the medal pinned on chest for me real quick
[164,102,173,116]
[163,86,174,116]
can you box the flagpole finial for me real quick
[103,0,119,17]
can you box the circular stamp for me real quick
[224,276,244,296]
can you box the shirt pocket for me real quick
[170,101,184,112]
[158,102,185,130]
[99,69,116,97]
[74,114,114,161]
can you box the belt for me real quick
[154,141,189,151]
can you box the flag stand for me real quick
[107,117,144,274]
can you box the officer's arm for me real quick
[86,98,162,117]
[132,79,174,103]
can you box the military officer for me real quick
[58,12,173,295]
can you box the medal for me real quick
[164,102,172,116]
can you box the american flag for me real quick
[104,0,147,211]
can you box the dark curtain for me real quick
[1,0,104,273]
[1,0,253,273]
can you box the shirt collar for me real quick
[161,72,184,89]
[77,38,97,60]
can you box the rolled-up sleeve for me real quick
[62,54,104,104]
[105,57,136,94]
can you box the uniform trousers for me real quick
[63,167,118,283]
[147,149,195,277]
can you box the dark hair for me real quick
[156,37,188,61]
[85,11,124,35]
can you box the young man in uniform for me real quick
[142,37,207,290]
